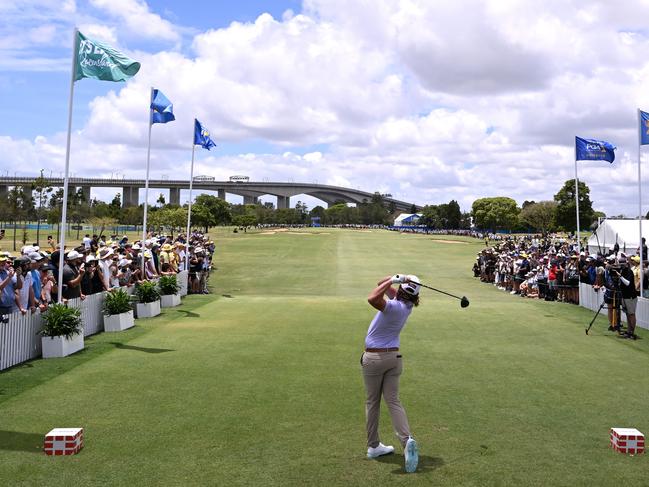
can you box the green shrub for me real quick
[38,303,83,339]
[103,288,133,316]
[135,280,161,304]
[158,275,180,296]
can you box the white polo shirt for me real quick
[365,297,413,349]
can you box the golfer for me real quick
[362,274,420,473]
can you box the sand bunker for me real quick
[258,230,330,235]
[430,239,468,244]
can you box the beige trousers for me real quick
[361,351,411,448]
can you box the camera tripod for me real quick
[585,282,627,336]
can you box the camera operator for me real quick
[612,256,638,340]
[603,255,623,333]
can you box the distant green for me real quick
[1,228,646,486]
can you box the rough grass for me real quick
[0,228,647,486]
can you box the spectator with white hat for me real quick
[97,247,115,292]
[62,250,85,301]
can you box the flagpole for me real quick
[575,141,581,254]
[57,27,79,303]
[185,140,196,272]
[638,109,644,299]
[141,87,154,278]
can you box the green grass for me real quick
[1,228,647,486]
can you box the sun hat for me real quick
[400,275,421,296]
[28,252,44,262]
[162,243,173,252]
[118,258,132,267]
[631,255,641,263]
[66,250,83,260]
[86,255,97,263]
[99,247,114,259]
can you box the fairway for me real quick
[1,228,647,486]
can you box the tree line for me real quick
[1,176,642,248]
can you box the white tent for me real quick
[587,218,648,255]
[394,213,422,226]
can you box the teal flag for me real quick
[75,31,141,82]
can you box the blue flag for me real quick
[151,89,175,124]
[575,136,616,163]
[194,119,217,150]
[640,110,649,145]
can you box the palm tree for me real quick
[31,169,53,246]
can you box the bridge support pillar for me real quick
[122,186,138,207]
[169,187,180,206]
[0,185,7,201]
[243,195,258,205]
[217,189,226,200]
[277,195,290,209]
[79,185,91,203]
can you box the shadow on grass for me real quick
[0,430,43,453]
[110,343,174,354]
[376,453,445,475]
[175,309,201,318]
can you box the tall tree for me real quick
[554,179,595,231]
[471,197,520,231]
[519,201,557,236]
[7,186,31,251]
[191,194,232,231]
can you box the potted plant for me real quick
[158,275,181,308]
[135,280,161,318]
[102,288,135,332]
[39,303,84,358]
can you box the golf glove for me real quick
[391,274,406,284]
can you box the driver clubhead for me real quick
[460,296,470,308]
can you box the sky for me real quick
[1,0,649,216]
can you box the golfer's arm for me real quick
[368,279,393,311]
[376,275,397,299]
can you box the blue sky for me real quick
[1,0,301,139]
[1,0,648,216]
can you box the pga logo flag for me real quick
[640,110,649,145]
[575,136,616,163]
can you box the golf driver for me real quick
[418,282,470,308]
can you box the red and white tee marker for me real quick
[610,428,645,455]
[43,428,84,456]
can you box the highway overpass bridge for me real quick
[0,177,421,212]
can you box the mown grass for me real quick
[0,228,647,486]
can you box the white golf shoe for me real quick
[404,437,419,473]
[367,442,395,458]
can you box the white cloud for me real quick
[3,0,649,218]
[89,0,180,43]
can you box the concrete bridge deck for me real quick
[0,177,421,211]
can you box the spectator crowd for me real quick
[473,235,649,338]
[0,230,215,320]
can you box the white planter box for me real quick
[161,294,181,308]
[41,333,84,358]
[103,310,135,332]
[136,300,161,318]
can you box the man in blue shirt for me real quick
[0,255,18,318]
[29,252,44,308]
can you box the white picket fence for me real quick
[579,283,649,330]
[0,271,189,371]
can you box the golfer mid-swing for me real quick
[362,274,419,473]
